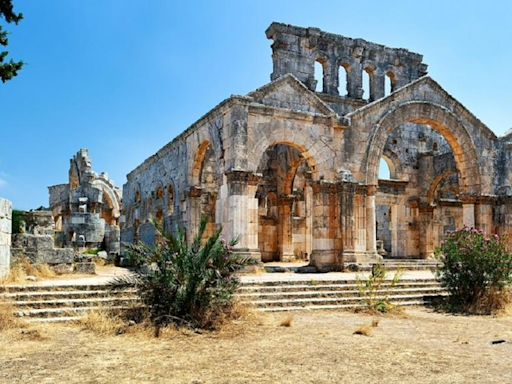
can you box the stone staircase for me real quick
[0,283,139,323]
[238,278,447,312]
[0,277,447,323]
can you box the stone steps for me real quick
[1,284,139,323]
[1,276,446,322]
[239,287,444,301]
[258,300,429,313]
[238,277,445,312]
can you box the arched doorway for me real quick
[255,143,314,262]
[366,102,480,258]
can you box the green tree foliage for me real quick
[0,0,23,83]
[117,218,257,332]
[436,227,512,314]
[11,209,26,234]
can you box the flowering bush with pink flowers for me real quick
[435,227,512,314]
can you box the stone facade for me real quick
[11,210,74,270]
[0,198,12,278]
[49,149,122,256]
[121,22,512,271]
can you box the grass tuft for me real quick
[0,302,26,331]
[279,314,294,327]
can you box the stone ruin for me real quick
[11,210,74,273]
[0,198,11,278]
[49,149,122,258]
[119,22,512,271]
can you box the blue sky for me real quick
[1,0,511,210]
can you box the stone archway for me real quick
[365,101,481,194]
[365,102,482,258]
[255,142,315,262]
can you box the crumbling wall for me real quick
[0,198,12,278]
[11,211,73,270]
[49,149,122,255]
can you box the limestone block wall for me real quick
[0,198,12,278]
[266,22,427,98]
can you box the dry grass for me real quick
[78,309,127,336]
[0,257,56,284]
[279,313,294,327]
[0,308,512,383]
[0,302,26,331]
[353,318,380,336]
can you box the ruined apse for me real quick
[121,22,512,271]
[49,149,122,255]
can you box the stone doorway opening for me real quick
[374,122,462,259]
[255,143,314,263]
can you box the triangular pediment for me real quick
[247,74,337,116]
[346,76,497,140]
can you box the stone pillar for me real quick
[348,61,363,99]
[372,73,385,100]
[310,181,341,271]
[186,186,203,241]
[277,195,295,261]
[224,171,261,261]
[475,201,494,234]
[419,204,434,259]
[390,204,399,258]
[0,198,12,278]
[324,61,339,96]
[365,186,378,256]
[462,203,475,228]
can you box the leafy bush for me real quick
[356,263,402,313]
[435,227,512,314]
[116,219,257,332]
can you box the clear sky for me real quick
[1,0,511,210]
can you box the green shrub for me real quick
[115,218,257,332]
[435,227,512,314]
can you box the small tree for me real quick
[0,0,23,82]
[118,218,257,333]
[435,227,512,314]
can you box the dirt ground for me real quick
[1,308,511,384]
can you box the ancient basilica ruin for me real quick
[117,22,512,271]
[3,22,511,276]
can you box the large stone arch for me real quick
[91,179,121,218]
[248,126,338,182]
[427,170,458,205]
[364,101,482,195]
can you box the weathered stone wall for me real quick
[49,149,122,255]
[121,22,512,269]
[266,22,427,99]
[11,211,74,268]
[0,198,12,278]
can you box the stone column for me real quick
[348,61,363,99]
[224,171,261,261]
[0,198,12,278]
[418,204,434,259]
[186,186,203,242]
[372,73,385,100]
[339,182,357,261]
[475,199,494,234]
[324,60,339,96]
[365,186,378,255]
[310,181,341,271]
[277,195,295,261]
[462,203,475,228]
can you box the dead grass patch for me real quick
[78,309,127,336]
[0,302,26,331]
[279,313,294,327]
[0,257,56,284]
[353,318,380,336]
